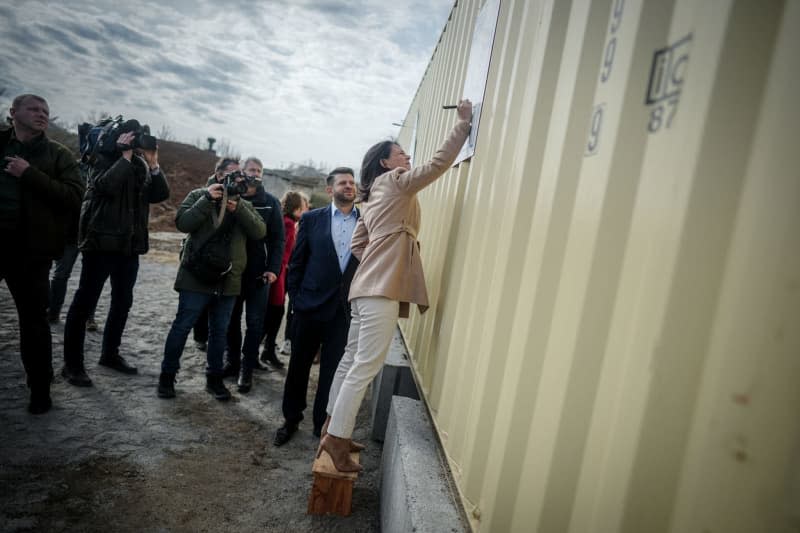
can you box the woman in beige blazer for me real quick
[318,99,472,471]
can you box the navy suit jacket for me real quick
[287,205,360,321]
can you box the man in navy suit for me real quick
[274,167,359,446]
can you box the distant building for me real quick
[261,165,327,199]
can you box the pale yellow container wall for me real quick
[394,0,800,532]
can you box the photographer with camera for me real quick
[61,120,169,387]
[191,156,241,351]
[1,94,84,414]
[222,157,284,393]
[157,168,266,401]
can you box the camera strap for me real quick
[187,186,229,256]
[211,186,228,229]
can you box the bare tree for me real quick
[157,124,175,141]
[213,138,240,161]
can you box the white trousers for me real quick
[327,296,399,438]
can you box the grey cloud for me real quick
[183,99,215,116]
[115,61,149,79]
[63,21,105,42]
[269,60,290,78]
[266,44,294,57]
[37,24,91,55]
[202,50,248,76]
[307,2,363,21]
[149,55,244,100]
[0,54,26,69]
[150,56,204,81]
[4,26,50,52]
[102,43,125,62]
[101,21,160,48]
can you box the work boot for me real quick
[61,365,93,387]
[98,353,138,375]
[273,422,299,447]
[237,367,253,393]
[205,375,231,401]
[28,385,52,415]
[157,372,176,399]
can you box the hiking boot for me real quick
[61,365,93,387]
[237,367,253,393]
[205,375,231,401]
[157,372,176,399]
[98,353,138,375]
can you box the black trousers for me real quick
[281,307,349,432]
[63,252,139,367]
[261,303,285,356]
[0,253,53,388]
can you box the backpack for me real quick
[181,217,235,285]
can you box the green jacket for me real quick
[0,128,84,258]
[174,188,266,296]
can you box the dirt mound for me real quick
[148,139,219,231]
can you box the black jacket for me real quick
[241,186,285,288]
[78,152,170,255]
[0,127,84,258]
[287,206,359,321]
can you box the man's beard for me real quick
[333,192,355,204]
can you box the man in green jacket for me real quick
[0,94,84,414]
[158,179,266,400]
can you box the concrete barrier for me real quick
[381,396,468,533]
[370,328,419,442]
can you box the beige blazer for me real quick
[348,119,471,318]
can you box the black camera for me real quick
[223,170,249,197]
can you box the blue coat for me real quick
[287,205,359,321]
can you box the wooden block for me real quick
[307,450,360,516]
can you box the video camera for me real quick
[223,170,250,197]
[92,117,157,156]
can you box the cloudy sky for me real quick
[0,0,453,171]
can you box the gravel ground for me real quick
[0,241,381,533]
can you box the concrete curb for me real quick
[370,328,419,442]
[381,396,467,533]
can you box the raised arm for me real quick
[395,99,472,194]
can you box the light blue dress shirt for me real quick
[330,203,357,273]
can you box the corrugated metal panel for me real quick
[395,0,800,531]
